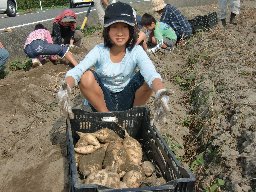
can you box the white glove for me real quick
[153,89,171,123]
[69,44,75,48]
[57,81,74,119]
[147,48,157,54]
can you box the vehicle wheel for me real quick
[69,0,76,8]
[6,0,16,17]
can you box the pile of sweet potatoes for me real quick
[74,128,166,189]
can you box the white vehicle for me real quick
[0,0,17,17]
[69,0,94,8]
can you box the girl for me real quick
[24,23,78,67]
[58,2,170,120]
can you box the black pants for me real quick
[52,23,75,45]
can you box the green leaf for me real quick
[217,179,225,186]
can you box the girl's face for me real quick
[145,22,155,31]
[109,22,130,47]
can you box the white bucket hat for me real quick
[152,0,167,12]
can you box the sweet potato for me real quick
[74,152,80,167]
[78,144,107,177]
[119,181,127,188]
[103,141,127,173]
[76,131,100,147]
[123,170,143,188]
[123,135,143,166]
[142,173,166,186]
[141,161,155,177]
[85,169,120,188]
[92,128,122,143]
[74,144,100,154]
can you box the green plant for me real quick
[182,117,192,127]
[174,72,195,90]
[18,0,68,10]
[190,152,204,172]
[187,51,210,66]
[0,70,8,79]
[205,178,225,192]
[163,134,183,160]
[9,59,32,71]
[82,25,102,36]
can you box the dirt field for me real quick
[0,1,255,192]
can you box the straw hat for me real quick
[152,0,166,12]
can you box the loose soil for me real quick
[0,1,255,192]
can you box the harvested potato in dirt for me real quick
[75,152,80,167]
[141,161,155,177]
[119,181,127,189]
[142,173,166,186]
[75,137,88,148]
[74,144,101,154]
[103,141,127,172]
[120,162,142,174]
[76,131,100,146]
[123,135,143,166]
[123,170,143,188]
[93,128,122,143]
[78,144,108,177]
[85,169,120,189]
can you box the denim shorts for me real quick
[0,48,9,70]
[88,70,145,112]
[24,40,68,58]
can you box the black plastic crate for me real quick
[66,107,195,192]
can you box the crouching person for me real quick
[141,13,177,53]
[52,9,83,47]
[57,2,171,122]
[24,24,78,68]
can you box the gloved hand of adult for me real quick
[153,89,171,123]
[57,81,74,119]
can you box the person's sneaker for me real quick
[221,19,227,27]
[32,58,42,68]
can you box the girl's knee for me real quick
[79,70,96,89]
[140,83,152,93]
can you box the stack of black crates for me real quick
[66,107,195,192]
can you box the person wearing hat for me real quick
[219,0,240,27]
[52,9,83,47]
[151,0,192,42]
[57,2,170,122]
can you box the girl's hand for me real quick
[153,89,171,123]
[57,81,74,119]
[50,55,58,61]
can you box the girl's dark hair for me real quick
[141,13,156,26]
[103,24,137,51]
[34,23,47,30]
